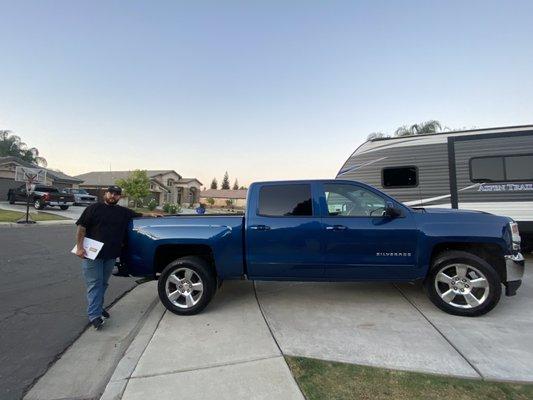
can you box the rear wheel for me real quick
[157,256,216,315]
[60,205,69,210]
[425,250,501,317]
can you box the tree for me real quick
[366,132,390,140]
[0,130,47,166]
[116,170,150,208]
[394,120,442,137]
[221,171,230,189]
[232,179,239,190]
[210,178,218,189]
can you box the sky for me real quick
[1,1,533,188]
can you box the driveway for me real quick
[254,256,533,382]
[0,201,85,220]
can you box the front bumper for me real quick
[504,252,525,296]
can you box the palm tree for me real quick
[394,120,442,137]
[0,130,47,166]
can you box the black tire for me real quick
[34,199,45,210]
[425,250,502,317]
[8,194,15,204]
[157,256,216,315]
[60,205,69,210]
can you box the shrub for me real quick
[206,198,215,206]
[162,202,171,213]
[167,203,182,214]
[147,198,157,211]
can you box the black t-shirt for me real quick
[76,203,142,259]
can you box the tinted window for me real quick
[505,155,533,181]
[382,167,418,187]
[324,184,386,217]
[258,184,312,216]
[35,186,59,193]
[470,157,505,182]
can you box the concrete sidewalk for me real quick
[105,281,304,400]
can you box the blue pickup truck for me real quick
[123,180,525,317]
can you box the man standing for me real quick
[75,185,155,330]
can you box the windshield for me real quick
[71,189,89,194]
[35,186,59,193]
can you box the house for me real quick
[74,170,202,206]
[0,156,82,199]
[199,189,248,208]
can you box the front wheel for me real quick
[157,256,216,315]
[425,250,501,317]
[34,199,45,210]
[60,205,69,210]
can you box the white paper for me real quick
[71,238,104,260]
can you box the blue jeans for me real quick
[81,258,115,321]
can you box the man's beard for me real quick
[105,197,118,205]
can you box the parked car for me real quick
[7,184,75,210]
[61,188,97,206]
[122,179,525,317]
[336,125,533,251]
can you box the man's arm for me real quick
[76,225,87,258]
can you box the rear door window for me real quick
[324,183,386,217]
[258,184,313,216]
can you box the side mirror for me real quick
[385,201,401,218]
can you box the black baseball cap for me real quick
[106,185,122,195]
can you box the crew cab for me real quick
[8,184,75,210]
[123,180,525,317]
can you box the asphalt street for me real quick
[0,224,138,400]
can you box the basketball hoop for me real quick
[14,166,47,224]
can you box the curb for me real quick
[0,219,75,228]
[100,304,166,400]
[23,282,160,400]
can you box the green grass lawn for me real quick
[0,209,69,223]
[286,356,533,400]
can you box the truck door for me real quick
[320,182,419,280]
[246,183,323,279]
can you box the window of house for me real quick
[470,154,533,182]
[258,184,312,216]
[167,179,173,186]
[382,166,418,188]
[324,183,386,217]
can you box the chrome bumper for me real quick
[504,252,525,296]
[49,201,74,206]
[505,253,525,282]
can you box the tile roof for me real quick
[0,156,82,183]
[200,189,248,199]
[75,170,182,186]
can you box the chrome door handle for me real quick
[326,225,348,231]
[250,225,271,231]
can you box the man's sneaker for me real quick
[102,310,110,319]
[91,317,105,330]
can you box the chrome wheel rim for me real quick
[165,268,204,309]
[434,263,489,309]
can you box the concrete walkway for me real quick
[112,281,303,400]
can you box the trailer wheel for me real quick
[425,250,501,317]
[158,256,216,315]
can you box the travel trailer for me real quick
[336,125,533,251]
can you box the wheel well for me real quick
[153,244,216,275]
[430,242,506,281]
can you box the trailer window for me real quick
[470,154,533,182]
[258,184,312,216]
[505,155,533,181]
[382,167,418,188]
[470,157,504,182]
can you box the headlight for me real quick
[509,221,521,251]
